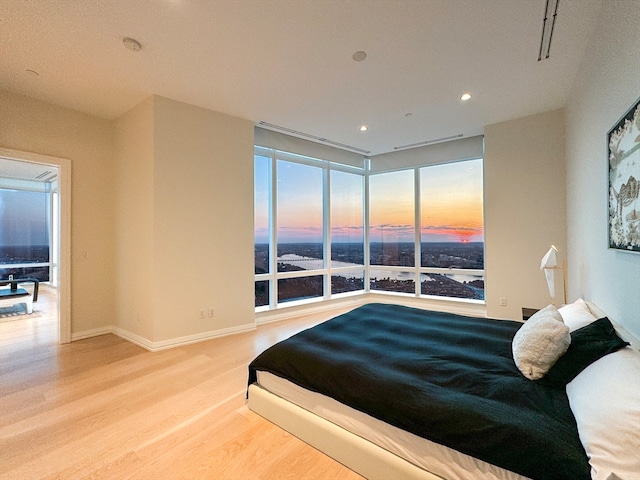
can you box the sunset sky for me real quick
[419,159,484,243]
[255,156,484,244]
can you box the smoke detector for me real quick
[352,51,367,62]
[123,37,142,52]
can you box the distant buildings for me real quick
[255,242,485,306]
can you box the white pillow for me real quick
[566,347,640,480]
[512,304,571,380]
[559,298,598,332]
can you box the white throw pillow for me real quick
[558,298,598,332]
[512,304,571,380]
[566,347,640,480]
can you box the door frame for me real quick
[0,147,71,343]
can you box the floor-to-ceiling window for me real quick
[0,180,56,283]
[330,169,364,295]
[367,159,484,300]
[419,159,484,300]
[254,145,484,310]
[276,158,325,304]
[369,169,416,294]
[254,146,365,309]
[254,151,271,307]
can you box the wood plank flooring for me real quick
[0,296,364,479]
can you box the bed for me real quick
[247,301,640,480]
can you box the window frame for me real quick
[254,146,485,310]
[0,179,57,283]
[254,147,366,311]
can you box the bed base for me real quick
[247,383,444,480]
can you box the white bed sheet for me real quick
[256,370,532,480]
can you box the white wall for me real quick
[1,90,255,348]
[565,1,640,338]
[113,97,156,340]
[151,96,255,343]
[484,109,567,320]
[0,90,116,337]
[113,95,256,348]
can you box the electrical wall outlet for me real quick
[199,308,206,319]
[208,307,215,317]
[499,296,507,306]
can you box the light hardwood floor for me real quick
[0,294,364,479]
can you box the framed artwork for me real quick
[608,97,640,253]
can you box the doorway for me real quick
[0,148,70,343]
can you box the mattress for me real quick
[255,370,532,480]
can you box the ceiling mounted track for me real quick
[538,0,559,61]
[393,134,464,151]
[35,170,53,180]
[258,121,371,155]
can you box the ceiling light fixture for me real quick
[359,125,368,132]
[352,51,367,62]
[122,37,142,52]
[460,93,472,101]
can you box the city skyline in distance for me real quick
[255,241,484,306]
[256,241,484,270]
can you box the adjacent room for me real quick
[1,1,639,479]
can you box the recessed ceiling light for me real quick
[460,93,472,101]
[405,113,413,117]
[359,125,368,132]
[352,51,367,62]
[123,37,142,52]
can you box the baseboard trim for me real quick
[110,326,154,350]
[72,323,256,352]
[112,323,257,352]
[71,326,113,342]
[255,295,365,325]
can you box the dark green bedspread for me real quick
[248,303,590,480]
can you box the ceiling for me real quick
[0,157,58,182]
[0,0,602,158]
